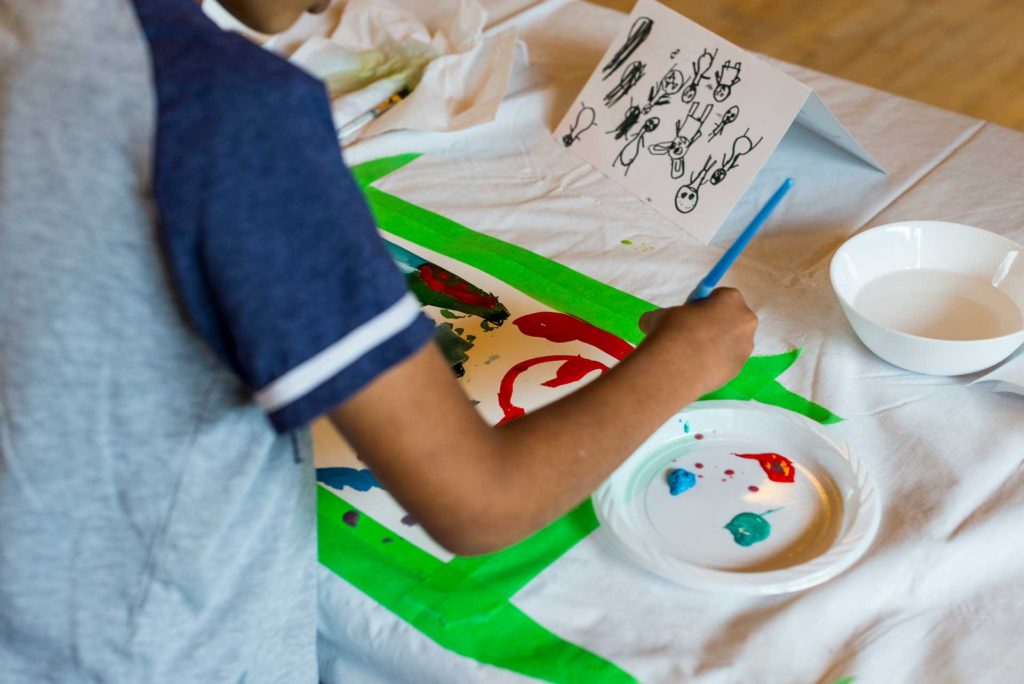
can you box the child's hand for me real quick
[639,288,757,395]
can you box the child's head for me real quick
[216,0,330,34]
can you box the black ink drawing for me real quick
[608,99,641,140]
[710,129,763,185]
[604,61,645,108]
[674,155,716,214]
[643,64,685,114]
[680,48,717,103]
[708,105,739,141]
[713,60,742,102]
[602,17,653,80]
[647,102,713,179]
[670,48,679,59]
[614,116,660,176]
[562,102,596,147]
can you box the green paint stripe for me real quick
[753,382,842,425]
[701,350,842,423]
[352,153,422,190]
[318,487,636,683]
[447,500,599,598]
[700,349,801,402]
[366,186,655,346]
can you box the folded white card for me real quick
[555,0,883,243]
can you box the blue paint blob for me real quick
[667,468,697,495]
[317,467,383,492]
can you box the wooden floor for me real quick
[590,0,1024,131]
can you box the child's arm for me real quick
[330,288,756,556]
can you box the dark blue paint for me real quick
[317,467,383,492]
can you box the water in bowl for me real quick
[854,268,1024,341]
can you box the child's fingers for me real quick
[639,308,665,334]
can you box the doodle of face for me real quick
[710,168,727,185]
[723,106,739,124]
[670,136,692,158]
[562,134,574,147]
[643,117,661,133]
[681,85,697,103]
[661,69,683,95]
[713,85,730,102]
[675,186,700,213]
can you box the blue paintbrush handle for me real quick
[687,177,794,303]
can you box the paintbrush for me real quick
[337,85,410,144]
[687,177,794,303]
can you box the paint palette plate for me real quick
[593,401,880,594]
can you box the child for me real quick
[0,0,757,681]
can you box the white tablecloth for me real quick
[308,1,1024,682]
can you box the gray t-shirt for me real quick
[0,1,432,680]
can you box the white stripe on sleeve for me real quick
[254,292,423,413]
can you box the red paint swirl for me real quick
[496,312,632,424]
[497,355,608,424]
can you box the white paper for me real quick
[555,0,883,244]
[795,91,884,170]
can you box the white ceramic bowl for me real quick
[830,220,1024,375]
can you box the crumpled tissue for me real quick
[288,0,519,141]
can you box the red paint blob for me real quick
[694,463,704,469]
[748,485,759,492]
[694,433,704,440]
[724,469,735,476]
[418,264,499,308]
[733,452,796,483]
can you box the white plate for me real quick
[593,401,880,595]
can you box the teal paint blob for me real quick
[667,468,697,495]
[683,421,691,433]
[724,508,781,547]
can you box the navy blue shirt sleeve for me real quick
[135,0,434,432]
